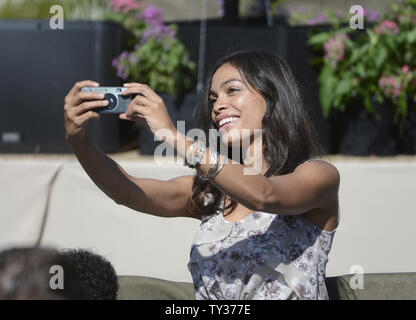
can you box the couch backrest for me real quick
[117,273,416,300]
[326,273,416,300]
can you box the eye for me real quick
[208,88,239,106]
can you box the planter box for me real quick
[330,98,400,156]
[0,19,133,153]
[329,97,416,156]
[398,99,416,154]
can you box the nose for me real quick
[212,97,228,114]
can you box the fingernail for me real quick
[93,82,99,87]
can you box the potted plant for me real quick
[106,0,197,155]
[0,0,128,153]
[308,0,416,155]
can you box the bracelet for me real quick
[184,140,197,168]
[214,153,226,177]
[184,140,206,169]
[201,149,218,180]
[193,140,206,165]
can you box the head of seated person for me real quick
[62,248,118,300]
[0,246,89,300]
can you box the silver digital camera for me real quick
[81,86,137,114]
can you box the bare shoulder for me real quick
[298,160,340,231]
[296,159,340,190]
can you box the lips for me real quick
[218,117,239,130]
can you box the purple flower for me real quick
[335,11,344,19]
[120,51,129,60]
[139,24,175,44]
[112,57,119,68]
[138,5,164,26]
[129,53,139,64]
[363,8,380,22]
[306,12,330,26]
[116,65,128,80]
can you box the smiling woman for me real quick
[64,48,339,300]
[181,49,339,300]
[189,49,333,220]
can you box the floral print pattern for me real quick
[187,206,336,300]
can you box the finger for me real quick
[125,103,149,118]
[131,94,149,106]
[119,113,145,121]
[69,91,105,107]
[73,110,100,128]
[72,99,109,116]
[122,83,159,100]
[66,80,99,103]
[121,86,148,99]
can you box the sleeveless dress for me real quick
[187,159,338,300]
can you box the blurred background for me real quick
[1,0,415,287]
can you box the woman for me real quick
[64,49,340,300]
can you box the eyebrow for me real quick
[209,78,243,95]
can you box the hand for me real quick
[64,80,108,145]
[120,83,177,141]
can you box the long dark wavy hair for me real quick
[188,49,327,219]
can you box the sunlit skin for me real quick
[209,63,269,175]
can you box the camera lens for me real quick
[104,93,117,110]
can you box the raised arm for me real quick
[68,137,196,219]
[64,80,196,219]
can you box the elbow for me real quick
[254,183,279,212]
[112,193,126,206]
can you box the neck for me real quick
[241,132,268,176]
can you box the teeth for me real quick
[218,117,239,127]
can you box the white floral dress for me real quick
[187,195,337,300]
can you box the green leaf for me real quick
[319,64,337,118]
[396,95,408,124]
[363,95,375,115]
[308,33,331,46]
[407,28,416,43]
[335,75,353,96]
[374,46,388,68]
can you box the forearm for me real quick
[67,136,136,205]
[173,130,273,211]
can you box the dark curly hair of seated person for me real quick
[62,249,118,300]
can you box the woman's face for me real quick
[209,63,267,147]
